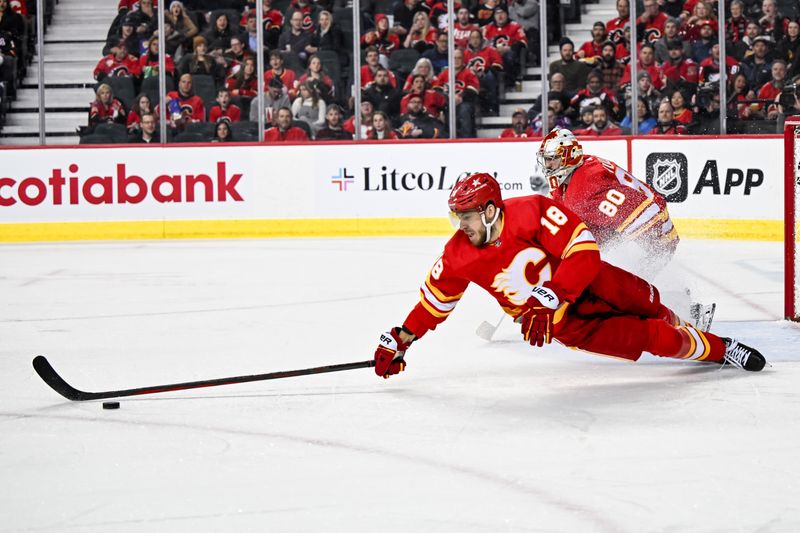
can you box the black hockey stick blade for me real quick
[32,355,376,401]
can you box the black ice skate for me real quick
[719,338,766,371]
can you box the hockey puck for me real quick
[102,401,120,410]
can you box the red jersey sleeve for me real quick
[403,251,470,338]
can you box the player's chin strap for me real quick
[480,208,501,245]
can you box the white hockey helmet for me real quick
[536,128,584,189]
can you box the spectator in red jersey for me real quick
[606,0,629,45]
[165,1,198,53]
[241,0,284,49]
[698,42,740,85]
[361,14,400,58]
[265,50,298,98]
[404,10,438,53]
[682,2,717,43]
[343,100,374,138]
[361,46,398,88]
[500,108,535,138]
[363,66,402,117]
[756,59,787,118]
[776,20,800,79]
[403,57,435,91]
[93,44,142,82]
[727,0,748,43]
[758,0,789,42]
[614,23,634,65]
[279,10,314,66]
[669,88,694,125]
[401,74,446,118]
[568,69,623,122]
[227,56,258,100]
[654,17,692,63]
[315,104,354,140]
[396,93,444,138]
[452,7,479,49]
[574,105,623,136]
[650,100,688,134]
[366,110,398,140]
[212,119,234,142]
[465,29,502,115]
[619,43,663,89]
[88,83,127,133]
[297,54,335,104]
[209,88,242,124]
[483,5,528,87]
[576,22,607,62]
[434,47,480,137]
[166,73,206,128]
[139,37,176,79]
[660,39,699,93]
[636,0,668,43]
[598,40,625,90]
[127,93,156,133]
[728,71,757,119]
[264,106,308,141]
[284,0,318,34]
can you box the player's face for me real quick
[452,210,486,245]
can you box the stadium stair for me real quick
[476,0,618,138]
[0,0,116,145]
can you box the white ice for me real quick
[1,237,799,532]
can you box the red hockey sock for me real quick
[645,320,724,362]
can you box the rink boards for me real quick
[0,136,783,242]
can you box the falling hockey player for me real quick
[373,172,766,378]
[538,127,714,329]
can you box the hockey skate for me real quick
[689,302,716,332]
[719,338,766,371]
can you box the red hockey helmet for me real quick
[448,172,504,214]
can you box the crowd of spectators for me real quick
[1,0,44,133]
[81,0,540,143]
[79,0,800,143]
[521,0,800,139]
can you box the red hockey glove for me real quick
[520,284,561,348]
[374,327,412,379]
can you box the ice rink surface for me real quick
[1,236,799,532]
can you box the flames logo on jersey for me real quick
[493,35,510,48]
[468,56,486,75]
[491,248,552,306]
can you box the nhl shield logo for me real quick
[646,152,688,202]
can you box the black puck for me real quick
[102,401,120,410]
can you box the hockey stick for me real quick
[32,355,376,402]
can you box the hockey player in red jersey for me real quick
[538,128,677,278]
[373,173,766,379]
